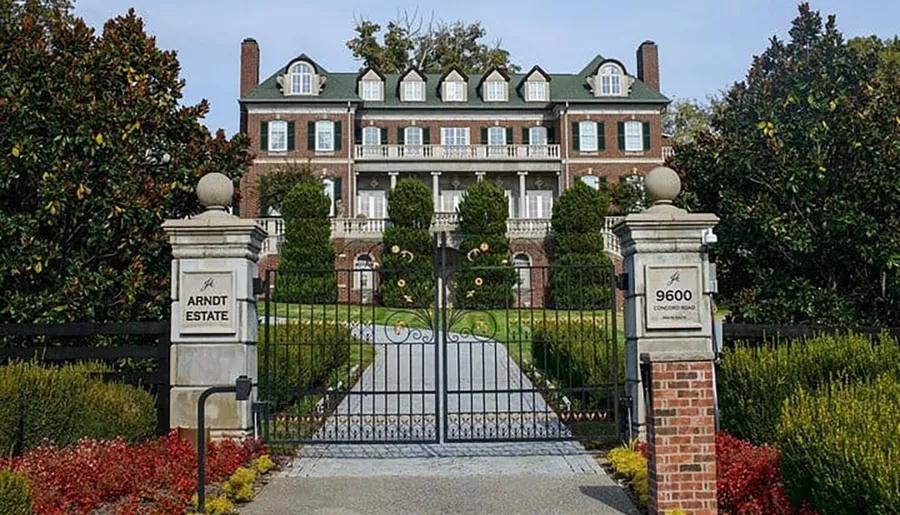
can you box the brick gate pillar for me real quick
[613,166,719,514]
[163,173,266,439]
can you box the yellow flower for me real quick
[11,143,21,157]
[474,277,483,286]
[95,133,103,144]
[76,183,91,200]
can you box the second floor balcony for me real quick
[256,215,624,259]
[354,144,561,161]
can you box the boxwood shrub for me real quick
[531,320,624,413]
[0,469,32,515]
[277,182,336,303]
[381,179,434,308]
[778,374,900,514]
[550,180,613,309]
[718,332,900,444]
[0,361,156,455]
[456,181,515,309]
[258,322,357,414]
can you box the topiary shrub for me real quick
[381,178,434,308]
[277,182,336,303]
[718,332,900,444]
[0,469,33,515]
[0,361,156,455]
[550,180,613,309]
[455,181,515,309]
[778,374,900,514]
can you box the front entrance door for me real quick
[259,236,619,444]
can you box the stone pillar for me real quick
[163,173,266,439]
[475,171,486,182]
[518,171,528,218]
[431,171,441,208]
[613,166,718,513]
[389,171,398,189]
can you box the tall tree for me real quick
[0,7,250,323]
[664,99,714,146]
[277,182,335,303]
[346,9,519,74]
[670,4,900,325]
[381,178,434,308]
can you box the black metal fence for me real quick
[0,321,171,435]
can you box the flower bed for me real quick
[604,434,816,514]
[0,431,266,515]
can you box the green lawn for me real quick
[263,303,624,366]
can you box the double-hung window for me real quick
[357,190,386,219]
[485,81,505,101]
[315,120,334,152]
[600,65,622,96]
[487,127,506,146]
[268,121,288,152]
[403,81,424,101]
[444,81,464,101]
[441,127,469,146]
[579,121,598,152]
[290,63,313,95]
[526,190,554,218]
[526,81,548,101]
[361,80,382,101]
[529,127,548,146]
[404,127,423,146]
[362,127,381,146]
[624,121,643,152]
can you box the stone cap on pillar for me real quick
[162,173,267,260]
[612,167,718,255]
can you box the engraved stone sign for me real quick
[645,265,702,329]
[180,270,236,334]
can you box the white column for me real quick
[518,171,528,219]
[389,172,398,189]
[475,171,486,183]
[163,173,266,440]
[431,171,441,210]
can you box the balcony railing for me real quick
[662,146,675,160]
[257,214,624,258]
[355,144,561,160]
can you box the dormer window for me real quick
[485,81,506,101]
[444,81,464,101]
[361,80,382,101]
[526,81,548,101]
[403,81,424,101]
[290,62,314,95]
[600,64,622,95]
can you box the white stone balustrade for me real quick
[354,144,561,161]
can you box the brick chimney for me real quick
[240,38,260,98]
[636,40,659,92]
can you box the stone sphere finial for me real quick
[197,172,234,210]
[644,166,681,206]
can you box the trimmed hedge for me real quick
[456,181,515,309]
[550,180,613,309]
[277,182,336,303]
[532,320,624,412]
[778,375,900,514]
[0,469,32,515]
[0,361,156,455]
[382,178,434,308]
[718,332,900,444]
[258,322,356,413]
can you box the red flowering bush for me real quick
[716,432,815,515]
[0,431,265,515]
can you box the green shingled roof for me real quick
[241,55,669,106]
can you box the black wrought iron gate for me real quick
[259,234,620,444]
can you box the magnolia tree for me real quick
[671,4,900,325]
[0,6,251,323]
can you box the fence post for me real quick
[162,173,267,440]
[613,166,719,513]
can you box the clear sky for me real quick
[73,0,899,137]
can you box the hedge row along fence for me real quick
[779,374,900,514]
[717,331,900,444]
[0,361,156,456]
[531,320,624,415]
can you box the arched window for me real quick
[513,253,532,291]
[600,65,622,96]
[290,62,313,95]
[354,254,375,291]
